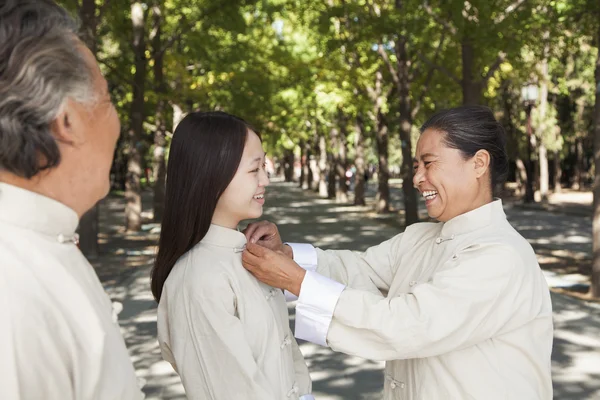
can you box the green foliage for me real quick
[59,0,596,181]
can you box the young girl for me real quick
[151,111,314,400]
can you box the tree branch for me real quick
[415,51,460,85]
[494,0,528,24]
[422,1,457,35]
[482,51,506,84]
[378,43,400,87]
[97,0,111,23]
[413,33,447,119]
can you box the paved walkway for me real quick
[94,180,599,399]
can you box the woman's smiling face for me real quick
[412,128,482,222]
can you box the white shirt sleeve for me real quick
[286,242,318,270]
[284,242,318,301]
[294,271,345,346]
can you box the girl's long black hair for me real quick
[151,111,256,302]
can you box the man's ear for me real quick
[473,149,491,179]
[51,102,77,145]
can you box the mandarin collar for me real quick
[0,182,79,242]
[439,199,506,239]
[202,223,247,251]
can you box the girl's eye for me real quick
[250,168,259,173]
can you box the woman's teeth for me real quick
[422,191,437,200]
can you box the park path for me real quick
[93,179,600,399]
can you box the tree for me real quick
[592,6,600,297]
[59,0,110,257]
[124,1,146,232]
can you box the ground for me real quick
[91,179,599,399]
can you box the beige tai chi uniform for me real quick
[157,224,314,400]
[0,183,144,400]
[290,200,553,400]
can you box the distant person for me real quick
[151,111,314,400]
[243,106,553,399]
[0,1,143,399]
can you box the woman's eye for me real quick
[250,168,259,173]
[424,161,432,167]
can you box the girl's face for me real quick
[212,130,270,229]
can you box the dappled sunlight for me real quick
[551,293,600,399]
[92,182,598,400]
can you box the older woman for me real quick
[242,105,553,400]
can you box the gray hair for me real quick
[0,0,97,178]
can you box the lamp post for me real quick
[521,84,538,203]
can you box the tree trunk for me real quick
[524,104,536,203]
[173,104,184,128]
[327,126,338,199]
[125,1,146,232]
[539,144,549,200]
[77,0,99,257]
[354,115,366,206]
[553,150,562,193]
[78,204,99,258]
[375,110,390,213]
[572,138,584,190]
[304,141,313,190]
[298,140,305,188]
[336,115,349,203]
[370,70,391,214]
[283,149,294,182]
[539,45,550,201]
[396,35,419,225]
[591,21,600,298]
[515,158,528,197]
[79,0,97,54]
[151,4,167,223]
[461,38,481,105]
[317,130,328,197]
[327,151,336,199]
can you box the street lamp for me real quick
[521,83,538,203]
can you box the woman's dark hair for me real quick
[420,105,509,191]
[151,111,258,302]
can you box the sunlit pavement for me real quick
[99,180,600,399]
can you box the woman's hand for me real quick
[242,243,306,296]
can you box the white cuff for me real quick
[284,290,298,302]
[286,243,318,270]
[295,271,345,347]
[299,395,315,400]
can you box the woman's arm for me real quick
[297,244,546,360]
[289,232,405,293]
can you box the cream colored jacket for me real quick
[292,200,553,399]
[0,183,143,400]
[157,224,313,400]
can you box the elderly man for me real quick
[0,1,143,399]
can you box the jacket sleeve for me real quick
[301,244,545,361]
[292,232,405,293]
[161,271,278,400]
